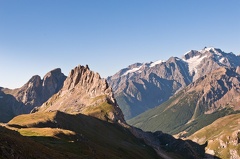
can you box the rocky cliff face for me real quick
[35,65,125,123]
[13,68,66,108]
[0,68,66,122]
[108,47,240,119]
[182,47,240,81]
[187,67,240,115]
[108,57,191,119]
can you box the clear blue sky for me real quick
[0,0,239,89]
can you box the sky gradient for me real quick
[1,0,240,88]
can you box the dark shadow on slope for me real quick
[130,125,221,159]
[8,111,221,159]
[0,90,26,123]
[7,111,161,159]
[151,130,221,159]
[0,125,70,159]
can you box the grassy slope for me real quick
[188,113,240,158]
[0,125,71,159]
[81,101,115,121]
[128,90,239,137]
[7,111,160,159]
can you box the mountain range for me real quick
[129,67,240,137]
[0,64,213,159]
[107,47,240,119]
[108,47,240,158]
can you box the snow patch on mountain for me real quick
[183,55,207,74]
[119,47,238,78]
[204,47,215,52]
[201,47,223,56]
[219,57,227,64]
[121,60,164,77]
[122,65,143,76]
[150,60,164,67]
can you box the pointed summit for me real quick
[35,65,125,123]
[183,50,201,60]
[201,47,224,55]
[0,68,66,122]
[8,68,66,108]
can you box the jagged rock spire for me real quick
[36,65,125,123]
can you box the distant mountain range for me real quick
[129,66,240,137]
[107,47,240,119]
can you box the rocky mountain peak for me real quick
[43,68,63,81]
[64,65,113,100]
[183,47,224,60]
[185,67,240,115]
[36,65,125,123]
[41,68,66,102]
[27,75,42,87]
[168,56,177,62]
[202,47,223,53]
[183,50,201,60]
[129,63,143,69]
[1,68,66,120]
[16,68,66,106]
[67,65,97,88]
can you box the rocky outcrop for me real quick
[13,75,42,106]
[41,68,66,102]
[188,114,240,159]
[35,65,125,123]
[185,67,240,114]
